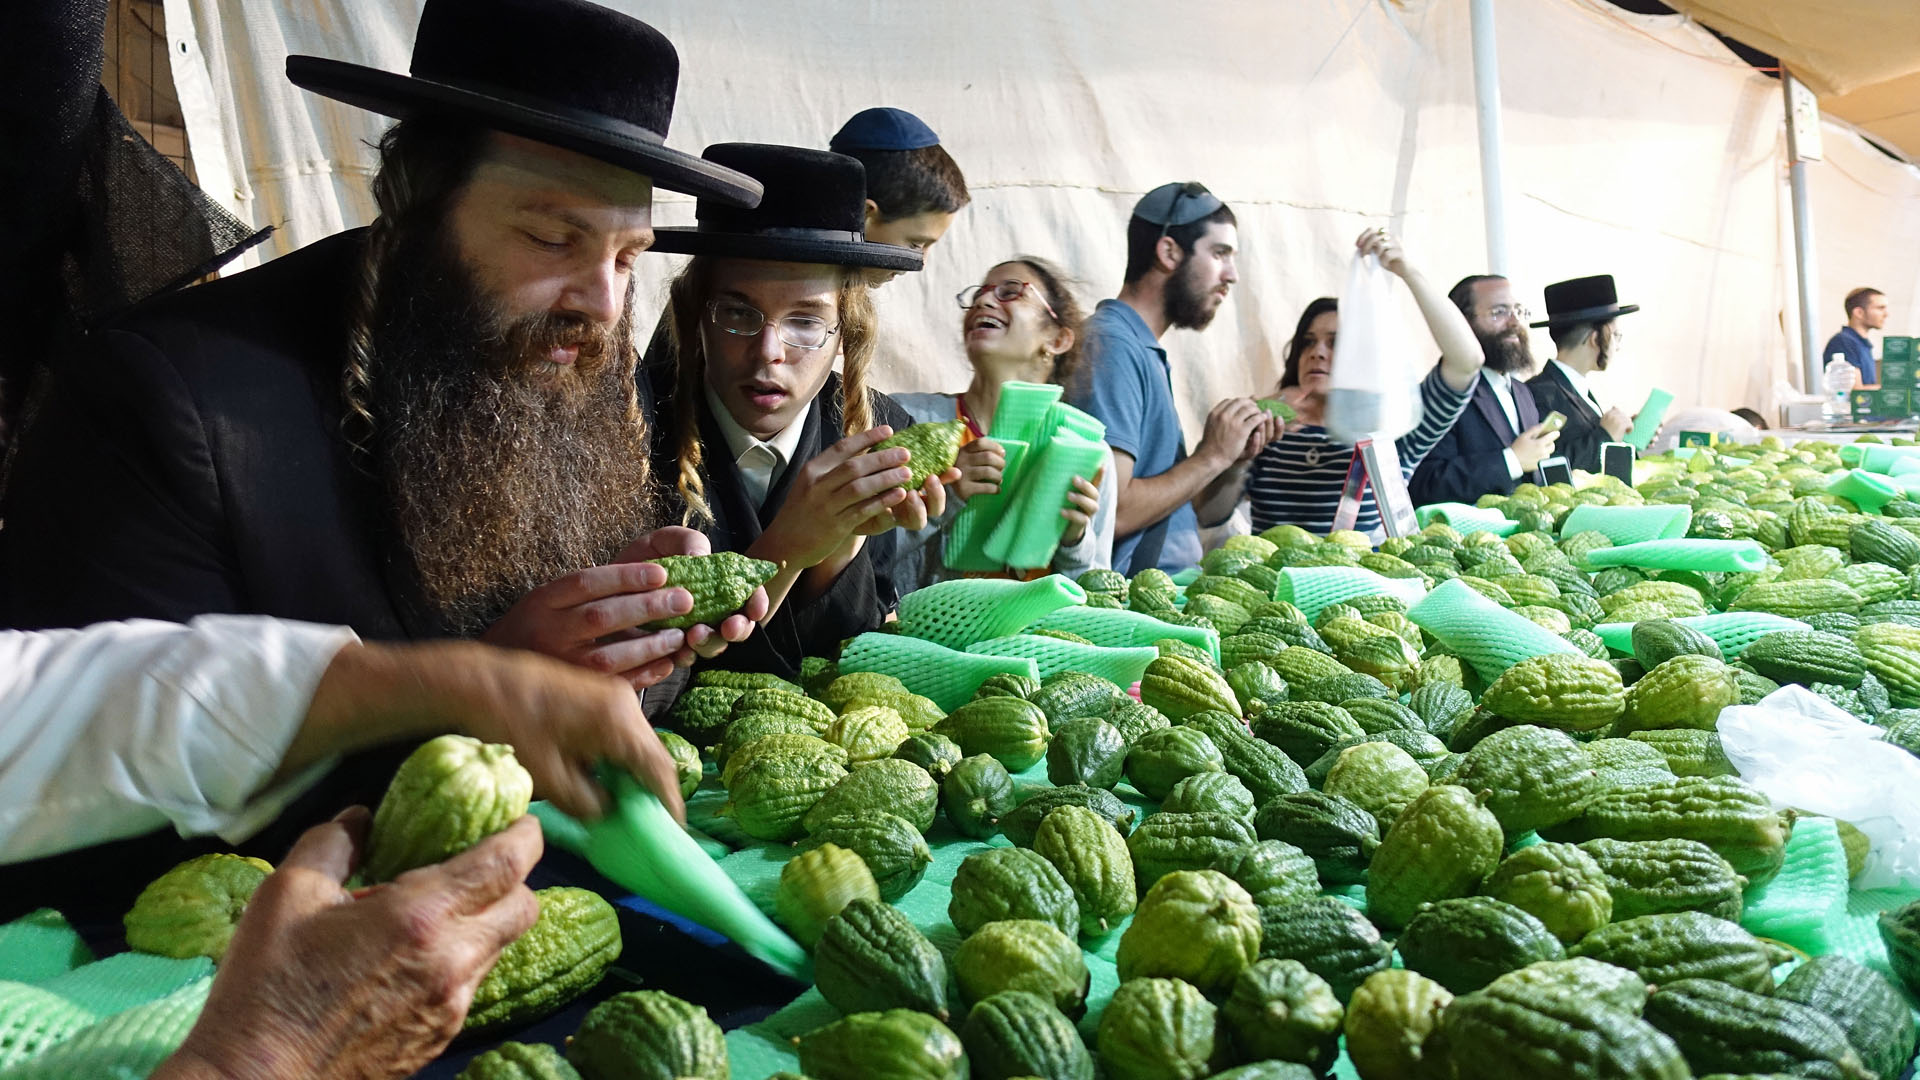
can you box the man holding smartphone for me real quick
[1527,275,1641,473]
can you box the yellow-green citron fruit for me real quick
[123,853,273,960]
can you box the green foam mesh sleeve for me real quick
[987,381,1063,444]
[895,575,1086,649]
[1591,611,1802,657]
[839,631,1039,712]
[2,975,212,1080]
[1740,818,1849,957]
[1029,607,1221,663]
[983,431,1108,569]
[1625,387,1674,450]
[1890,455,1920,478]
[1828,468,1904,512]
[1581,538,1770,573]
[38,953,210,1018]
[0,982,97,1069]
[578,772,808,979]
[1847,442,1920,472]
[1413,502,1518,536]
[1557,503,1693,544]
[967,634,1159,688]
[1274,567,1428,622]
[944,438,1030,573]
[1407,578,1582,682]
[0,911,91,986]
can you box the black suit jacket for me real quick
[647,370,911,684]
[1408,370,1542,505]
[1527,361,1607,473]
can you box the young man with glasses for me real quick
[1408,274,1562,506]
[648,143,954,681]
[1068,181,1279,574]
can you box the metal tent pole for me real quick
[1783,70,1824,393]
[1470,0,1509,275]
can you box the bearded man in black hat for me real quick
[1527,274,1641,474]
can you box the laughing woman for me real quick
[891,257,1114,587]
[1246,229,1486,535]
[648,144,954,680]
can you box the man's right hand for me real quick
[1600,406,1634,441]
[156,811,543,1080]
[1197,397,1274,469]
[1512,422,1562,473]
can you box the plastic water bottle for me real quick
[1825,355,1860,419]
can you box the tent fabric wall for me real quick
[164,0,1919,445]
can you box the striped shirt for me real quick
[1246,365,1471,535]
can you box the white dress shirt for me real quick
[704,385,810,510]
[1550,358,1604,414]
[1482,369,1526,481]
[0,616,355,864]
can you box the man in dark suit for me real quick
[1527,275,1639,473]
[1408,274,1560,506]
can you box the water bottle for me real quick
[1824,355,1859,419]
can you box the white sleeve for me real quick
[0,616,359,864]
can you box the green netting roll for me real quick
[839,631,1039,711]
[967,634,1159,688]
[0,911,90,987]
[894,574,1086,649]
[945,438,1031,572]
[1591,611,1803,657]
[1029,607,1220,663]
[1847,443,1920,473]
[1580,538,1770,573]
[1274,567,1428,622]
[1625,388,1674,451]
[987,381,1063,444]
[0,982,97,1069]
[580,772,808,979]
[38,953,210,1018]
[1891,455,1920,478]
[1828,468,1904,513]
[983,431,1108,569]
[1740,818,1849,957]
[2,975,212,1080]
[1407,578,1582,682]
[1557,504,1693,544]
[1414,502,1518,536]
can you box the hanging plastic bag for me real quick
[1324,250,1420,444]
[1717,684,1920,890]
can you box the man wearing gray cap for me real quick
[1067,181,1277,574]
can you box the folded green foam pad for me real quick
[1413,502,1518,536]
[1625,387,1673,451]
[0,912,91,986]
[1557,503,1693,544]
[1581,538,1771,573]
[983,431,1108,569]
[1891,455,1920,478]
[942,437,1029,572]
[946,381,1109,573]
[1829,468,1905,512]
[894,575,1086,649]
[2,975,212,1080]
[1274,567,1428,622]
[967,634,1158,687]
[1407,577,1582,682]
[838,631,1039,712]
[1742,817,1850,956]
[1592,611,1802,657]
[1028,606,1220,663]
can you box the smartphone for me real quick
[1538,411,1568,434]
[1539,456,1573,486]
[1601,442,1635,484]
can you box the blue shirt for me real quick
[1068,299,1200,575]
[1824,325,1876,384]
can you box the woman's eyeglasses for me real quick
[706,300,838,350]
[955,280,1058,322]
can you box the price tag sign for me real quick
[1329,438,1418,538]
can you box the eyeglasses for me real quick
[705,300,839,351]
[955,280,1059,322]
[1484,303,1532,323]
[1157,180,1211,243]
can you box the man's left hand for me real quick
[614,527,768,661]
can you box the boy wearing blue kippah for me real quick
[830,107,969,280]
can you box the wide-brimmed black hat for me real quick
[285,0,761,207]
[647,144,924,272]
[1531,274,1640,327]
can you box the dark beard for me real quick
[1479,324,1534,374]
[1164,255,1222,331]
[368,227,654,637]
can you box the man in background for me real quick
[1826,287,1888,384]
[1527,274,1640,473]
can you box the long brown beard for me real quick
[368,227,654,636]
[1479,324,1535,374]
[1165,254,1223,331]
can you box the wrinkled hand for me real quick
[1198,398,1273,469]
[1600,406,1634,441]
[1357,226,1409,278]
[157,812,542,1080]
[1059,473,1101,546]
[951,437,1006,502]
[754,426,914,571]
[615,527,768,662]
[1512,422,1562,473]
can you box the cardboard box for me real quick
[1886,335,1916,364]
[1881,358,1919,389]
[1677,430,1715,448]
[1855,388,1913,420]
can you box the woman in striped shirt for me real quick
[1246,228,1488,536]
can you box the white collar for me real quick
[1551,357,1595,399]
[1482,368,1513,394]
[703,383,808,469]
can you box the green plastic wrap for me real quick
[944,437,1030,572]
[1406,577,1582,682]
[0,911,90,986]
[983,429,1108,569]
[1413,502,1519,536]
[894,575,1087,649]
[2,975,212,1080]
[1828,468,1904,513]
[1273,566,1428,622]
[966,634,1159,688]
[1741,818,1849,957]
[1625,387,1674,450]
[576,773,808,979]
[38,953,210,1018]
[1557,503,1693,544]
[1028,606,1221,663]
[1580,538,1770,573]
[838,631,1040,712]
[1591,612,1802,658]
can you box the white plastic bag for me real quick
[1324,251,1420,444]
[1717,684,1920,890]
